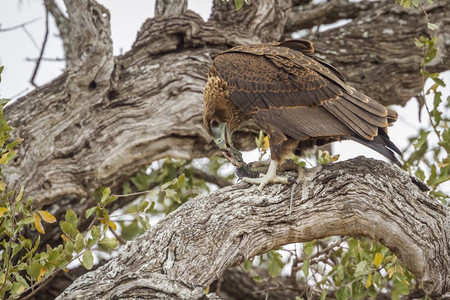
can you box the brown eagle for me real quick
[203,40,401,190]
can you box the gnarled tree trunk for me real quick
[3,0,450,298]
[56,158,450,299]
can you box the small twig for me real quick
[191,167,232,188]
[418,2,443,63]
[292,237,348,272]
[26,57,65,62]
[0,17,42,32]
[20,269,61,300]
[109,227,126,245]
[30,9,49,88]
[116,190,155,198]
[21,26,40,50]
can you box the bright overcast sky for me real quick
[0,1,449,187]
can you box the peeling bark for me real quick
[56,158,450,299]
[3,0,450,298]
[5,0,450,210]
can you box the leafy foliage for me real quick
[0,66,120,299]
[401,7,449,204]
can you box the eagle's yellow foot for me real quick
[242,160,289,192]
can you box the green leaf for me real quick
[244,259,252,271]
[303,241,315,256]
[234,0,243,10]
[99,237,119,250]
[354,261,369,277]
[16,217,34,226]
[139,200,150,212]
[411,0,420,7]
[427,22,438,31]
[74,233,84,253]
[145,201,155,213]
[176,173,186,188]
[91,225,101,240]
[60,221,73,237]
[15,187,24,203]
[335,265,345,285]
[432,77,446,87]
[267,251,283,278]
[320,289,328,300]
[165,188,181,203]
[48,249,60,263]
[64,240,74,253]
[302,258,310,278]
[82,250,94,269]
[392,278,410,299]
[65,209,78,228]
[336,286,351,300]
[27,261,41,280]
[352,281,365,299]
[85,206,96,218]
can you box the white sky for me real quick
[0,1,448,191]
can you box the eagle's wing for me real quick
[212,41,394,143]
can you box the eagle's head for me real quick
[203,70,250,165]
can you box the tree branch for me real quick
[30,9,49,88]
[293,1,450,106]
[0,17,42,32]
[57,158,450,299]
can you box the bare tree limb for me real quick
[286,0,375,33]
[0,17,42,32]
[5,0,450,211]
[56,158,450,299]
[30,10,49,88]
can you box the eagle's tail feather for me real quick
[346,134,402,167]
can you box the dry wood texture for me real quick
[4,1,450,209]
[56,158,450,299]
[2,0,450,298]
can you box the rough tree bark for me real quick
[4,0,450,210]
[2,0,450,299]
[56,158,450,299]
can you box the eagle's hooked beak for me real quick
[211,121,244,167]
[211,121,234,150]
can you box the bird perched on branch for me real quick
[203,39,401,191]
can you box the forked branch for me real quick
[57,157,450,299]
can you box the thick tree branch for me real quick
[155,0,187,16]
[5,0,450,211]
[4,1,450,298]
[298,1,450,106]
[56,158,450,299]
[286,0,376,33]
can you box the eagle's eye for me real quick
[210,120,220,128]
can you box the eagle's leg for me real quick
[242,160,290,192]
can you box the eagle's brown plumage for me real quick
[203,39,401,189]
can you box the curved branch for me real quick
[4,0,450,216]
[286,0,375,32]
[57,158,450,299]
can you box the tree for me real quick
[1,0,449,299]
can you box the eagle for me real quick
[203,40,401,191]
